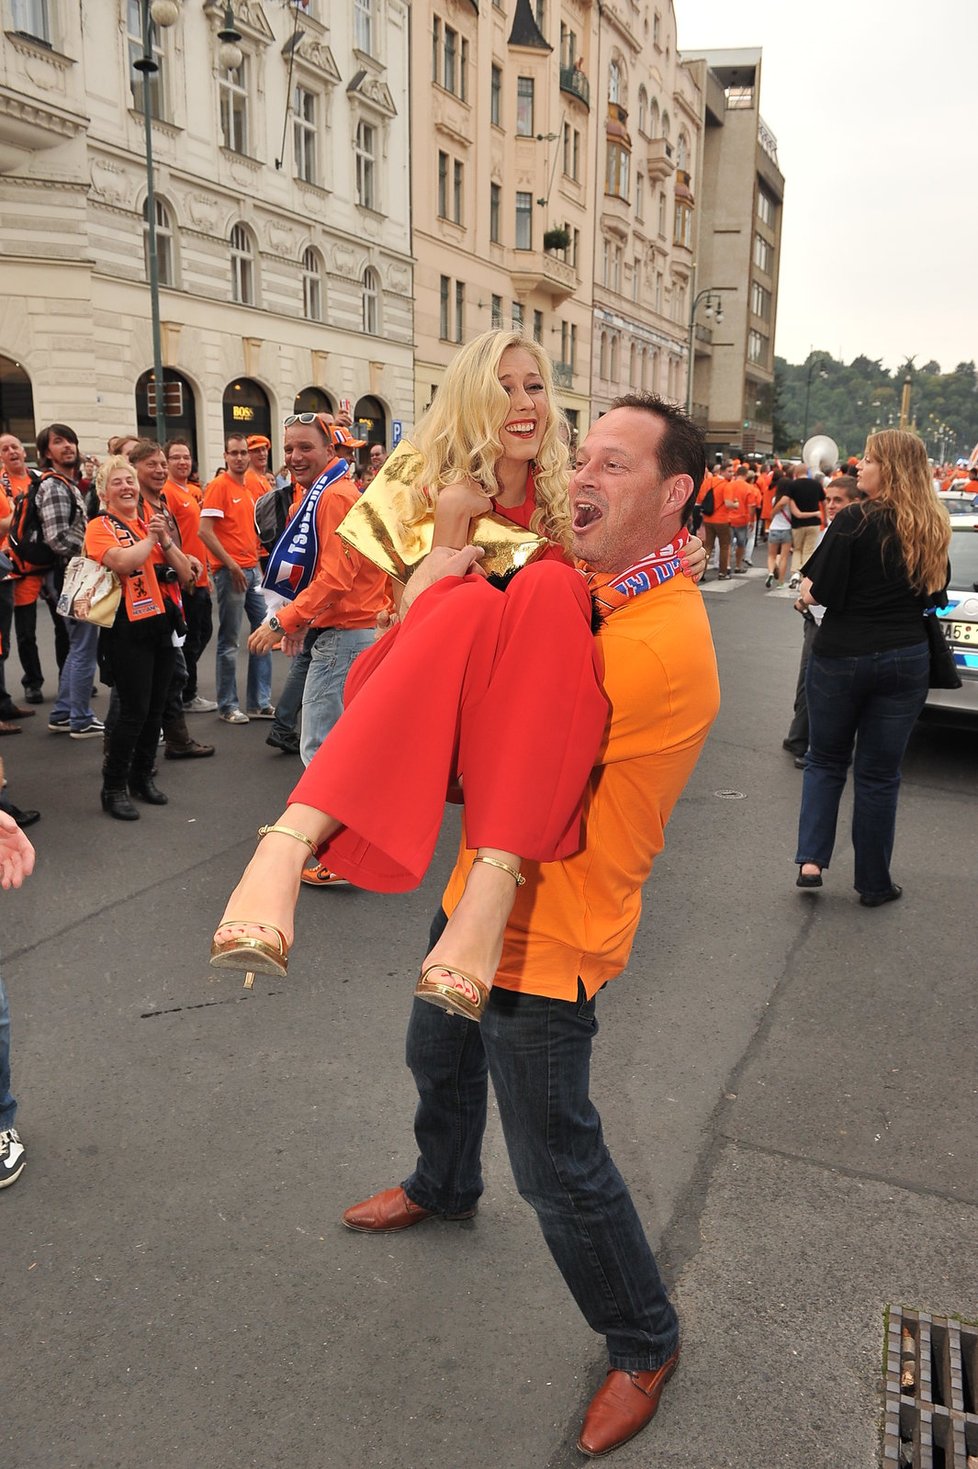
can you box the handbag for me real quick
[924,612,961,689]
[336,439,548,584]
[57,555,122,628]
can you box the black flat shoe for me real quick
[129,778,168,805]
[796,867,823,888]
[859,885,902,908]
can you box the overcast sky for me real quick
[677,0,977,374]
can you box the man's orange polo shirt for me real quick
[698,473,729,524]
[441,573,720,1000]
[164,478,209,589]
[275,467,391,635]
[201,471,260,569]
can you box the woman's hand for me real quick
[146,513,169,543]
[0,810,35,889]
[432,479,494,550]
[682,534,708,583]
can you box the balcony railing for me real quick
[559,65,590,109]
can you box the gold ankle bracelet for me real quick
[257,823,319,858]
[472,855,525,887]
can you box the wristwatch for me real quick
[268,614,284,633]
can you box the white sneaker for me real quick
[246,705,276,720]
[219,709,250,724]
[0,1127,26,1188]
[184,695,218,714]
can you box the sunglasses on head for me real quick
[284,412,332,428]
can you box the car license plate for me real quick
[941,619,978,645]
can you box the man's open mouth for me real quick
[572,501,602,531]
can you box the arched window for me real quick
[599,331,608,380]
[661,109,671,142]
[353,394,387,454]
[609,334,619,383]
[222,377,270,443]
[362,266,380,334]
[649,98,659,138]
[293,386,334,415]
[302,246,323,321]
[676,131,689,171]
[629,342,638,388]
[135,368,197,460]
[608,60,622,105]
[637,86,648,135]
[143,196,175,288]
[230,223,256,305]
[0,354,37,453]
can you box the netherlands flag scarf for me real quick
[262,457,349,612]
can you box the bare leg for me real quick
[213,803,341,952]
[416,846,523,1019]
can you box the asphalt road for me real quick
[3,572,975,1469]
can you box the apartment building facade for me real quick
[682,48,784,457]
[0,0,414,471]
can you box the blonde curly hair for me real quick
[395,330,572,553]
[862,431,950,595]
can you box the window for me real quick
[638,87,647,135]
[563,123,581,181]
[674,201,692,248]
[143,197,174,288]
[11,0,50,43]
[658,191,667,236]
[440,275,450,339]
[533,309,543,344]
[220,60,248,154]
[128,0,164,119]
[653,10,661,46]
[293,86,317,184]
[610,335,619,382]
[489,182,501,244]
[362,267,380,334]
[438,151,448,217]
[676,132,689,171]
[751,280,771,321]
[635,172,644,220]
[655,270,663,311]
[571,227,580,269]
[602,238,622,293]
[355,121,376,209]
[302,247,323,321]
[606,141,630,200]
[515,192,532,250]
[649,98,659,138]
[461,38,469,102]
[534,0,546,34]
[491,294,503,329]
[455,280,465,343]
[632,258,641,302]
[512,301,524,332]
[432,17,441,82]
[453,159,463,223]
[230,224,255,305]
[354,0,373,55]
[490,65,502,126]
[748,329,767,366]
[753,234,773,274]
[599,331,608,380]
[560,320,577,370]
[608,60,622,105]
[559,24,577,69]
[444,25,457,93]
[757,188,776,228]
[516,77,534,136]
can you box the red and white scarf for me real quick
[584,529,691,616]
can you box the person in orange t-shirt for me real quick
[210,383,717,1454]
[697,464,732,578]
[244,434,273,501]
[164,437,215,713]
[726,466,760,573]
[199,432,273,722]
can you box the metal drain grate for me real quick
[883,1308,978,1467]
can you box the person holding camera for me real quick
[84,456,194,820]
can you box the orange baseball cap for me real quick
[247,434,271,450]
[331,425,367,449]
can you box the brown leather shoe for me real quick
[577,1348,679,1457]
[0,721,22,736]
[341,1185,476,1233]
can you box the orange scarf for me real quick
[101,515,166,622]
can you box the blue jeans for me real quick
[402,920,679,1370]
[300,626,375,765]
[270,632,315,742]
[795,642,929,897]
[50,616,98,729]
[213,566,272,715]
[0,973,15,1132]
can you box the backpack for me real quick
[254,481,294,552]
[699,485,715,517]
[8,471,78,569]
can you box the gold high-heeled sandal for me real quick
[413,855,524,1021]
[209,824,319,987]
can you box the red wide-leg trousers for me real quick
[289,560,608,892]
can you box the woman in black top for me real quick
[793,431,950,905]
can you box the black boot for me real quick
[129,775,168,805]
[101,787,139,820]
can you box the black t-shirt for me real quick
[804,504,940,657]
[788,478,825,528]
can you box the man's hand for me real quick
[682,534,708,583]
[225,563,247,594]
[248,622,281,655]
[401,545,486,617]
[281,631,306,657]
[0,810,35,889]
[186,556,204,583]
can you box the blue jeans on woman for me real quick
[401,915,679,1371]
[795,641,929,898]
[49,617,98,730]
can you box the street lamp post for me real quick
[802,352,828,443]
[685,287,723,417]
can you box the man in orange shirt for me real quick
[342,394,720,1459]
[199,433,273,723]
[727,465,760,573]
[248,412,390,879]
[696,462,732,579]
[245,434,273,500]
[164,437,216,714]
[0,433,52,709]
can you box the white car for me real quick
[926,508,978,717]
